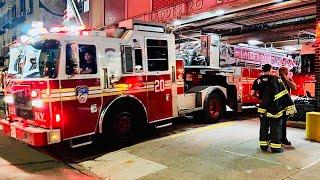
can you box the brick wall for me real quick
[315,0,320,110]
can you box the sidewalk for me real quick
[0,133,96,180]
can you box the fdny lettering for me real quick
[34,112,45,122]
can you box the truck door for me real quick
[145,39,173,122]
[61,42,102,139]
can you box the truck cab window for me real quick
[122,46,133,73]
[134,49,143,71]
[147,39,168,71]
[66,44,97,75]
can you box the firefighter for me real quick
[253,64,297,153]
[252,64,296,153]
[279,67,297,146]
[252,64,281,153]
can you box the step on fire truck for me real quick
[0,20,297,147]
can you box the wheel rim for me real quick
[114,115,131,137]
[209,99,220,118]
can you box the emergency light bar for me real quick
[28,21,48,36]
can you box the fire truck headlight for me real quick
[31,99,44,108]
[31,90,38,98]
[4,95,14,104]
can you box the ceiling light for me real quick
[238,43,248,46]
[283,46,297,52]
[248,39,263,46]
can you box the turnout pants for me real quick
[282,115,288,141]
[259,115,283,152]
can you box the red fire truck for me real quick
[0,21,296,147]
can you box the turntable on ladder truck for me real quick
[0,1,298,147]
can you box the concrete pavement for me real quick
[73,119,320,180]
[0,130,97,180]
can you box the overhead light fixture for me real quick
[248,39,263,46]
[173,20,182,26]
[283,45,297,52]
[215,10,225,16]
[238,43,248,46]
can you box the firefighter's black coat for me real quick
[256,75,296,118]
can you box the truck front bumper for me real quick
[0,119,61,147]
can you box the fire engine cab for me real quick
[0,20,297,147]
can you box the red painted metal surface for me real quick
[105,0,126,26]
[0,120,49,147]
[127,0,152,19]
[131,0,239,22]
[291,74,315,97]
[60,78,102,139]
[4,80,53,129]
[153,0,189,10]
[239,67,260,105]
[145,74,173,121]
[61,97,101,139]
[60,78,101,89]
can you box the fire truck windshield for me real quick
[8,39,60,79]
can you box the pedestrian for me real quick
[251,64,296,153]
[279,67,297,146]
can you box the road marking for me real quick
[302,158,320,170]
[157,122,236,141]
[221,149,293,170]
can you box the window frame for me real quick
[65,42,98,76]
[146,39,169,72]
[133,48,144,73]
[121,45,134,74]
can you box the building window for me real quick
[147,39,169,71]
[77,0,90,14]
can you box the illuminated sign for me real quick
[221,45,297,70]
[135,0,238,22]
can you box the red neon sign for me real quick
[135,0,239,22]
[233,46,297,69]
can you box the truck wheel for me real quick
[202,92,225,123]
[109,112,134,143]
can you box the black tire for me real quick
[195,92,225,123]
[108,112,134,144]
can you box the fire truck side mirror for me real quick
[134,65,143,73]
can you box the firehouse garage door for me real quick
[173,0,316,121]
